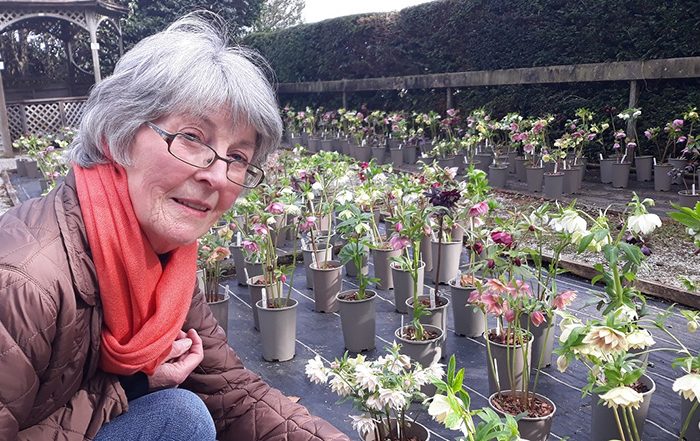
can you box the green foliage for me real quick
[244,0,700,129]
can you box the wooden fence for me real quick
[6,96,87,142]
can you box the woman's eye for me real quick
[182,130,204,142]
[228,153,246,162]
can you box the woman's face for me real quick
[125,112,257,254]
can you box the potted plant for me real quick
[197,225,234,335]
[674,108,699,208]
[524,116,554,193]
[305,343,444,441]
[336,204,378,352]
[427,355,523,440]
[449,167,491,338]
[644,116,684,191]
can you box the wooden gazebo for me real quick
[0,0,127,156]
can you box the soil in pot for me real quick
[491,393,554,418]
[398,325,441,341]
[489,391,556,441]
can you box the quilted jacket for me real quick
[0,172,350,441]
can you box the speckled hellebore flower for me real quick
[582,326,629,353]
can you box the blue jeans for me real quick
[94,388,217,441]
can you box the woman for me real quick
[0,14,349,441]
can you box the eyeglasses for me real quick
[146,122,264,189]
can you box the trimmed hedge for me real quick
[244,0,700,131]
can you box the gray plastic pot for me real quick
[244,259,263,281]
[680,396,700,440]
[372,247,401,290]
[611,161,631,188]
[489,391,556,441]
[390,148,404,167]
[394,324,444,368]
[635,155,654,181]
[362,419,430,441]
[207,289,230,336]
[302,244,332,289]
[430,240,462,284]
[515,157,528,181]
[448,279,486,337]
[520,314,555,368]
[488,164,509,188]
[256,298,297,362]
[337,290,376,352]
[309,260,342,313]
[390,261,425,314]
[246,275,276,331]
[229,244,248,286]
[654,163,674,191]
[599,158,615,183]
[406,295,450,333]
[543,172,564,199]
[590,374,655,441]
[525,166,544,192]
[483,330,533,395]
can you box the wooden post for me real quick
[342,79,347,108]
[446,87,453,110]
[626,80,639,140]
[0,56,13,157]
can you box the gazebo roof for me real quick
[0,1,128,17]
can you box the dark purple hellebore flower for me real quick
[425,187,461,209]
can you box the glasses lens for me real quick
[170,134,214,167]
[230,165,262,188]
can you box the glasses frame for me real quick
[145,121,264,189]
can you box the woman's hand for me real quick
[148,328,204,390]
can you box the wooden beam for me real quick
[279,56,700,94]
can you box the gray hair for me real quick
[67,12,282,167]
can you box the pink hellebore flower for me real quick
[644,130,653,140]
[503,303,516,323]
[481,292,503,316]
[553,290,577,310]
[678,136,687,143]
[300,216,317,232]
[242,240,259,253]
[512,279,532,298]
[389,234,410,251]
[530,310,545,327]
[468,201,489,217]
[280,274,288,283]
[468,290,481,304]
[253,223,268,236]
[672,119,684,129]
[394,222,404,232]
[587,133,597,141]
[490,231,513,248]
[266,202,285,215]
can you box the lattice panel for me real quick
[0,9,87,32]
[7,105,24,141]
[24,103,62,135]
[64,101,85,128]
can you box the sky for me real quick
[302,0,437,24]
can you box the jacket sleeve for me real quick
[182,288,350,441]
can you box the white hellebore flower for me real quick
[365,394,383,412]
[374,172,388,184]
[599,386,644,409]
[336,190,354,205]
[556,355,569,373]
[428,394,465,432]
[628,213,662,235]
[626,329,655,350]
[350,415,376,438]
[311,181,324,193]
[329,374,352,397]
[549,209,587,235]
[305,355,328,384]
[673,373,700,401]
[378,387,408,411]
[355,363,380,393]
[285,204,302,217]
[280,187,294,196]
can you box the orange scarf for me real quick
[74,163,197,376]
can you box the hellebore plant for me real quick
[337,204,377,300]
[305,343,444,441]
[197,225,233,303]
[427,355,522,441]
[556,306,657,441]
